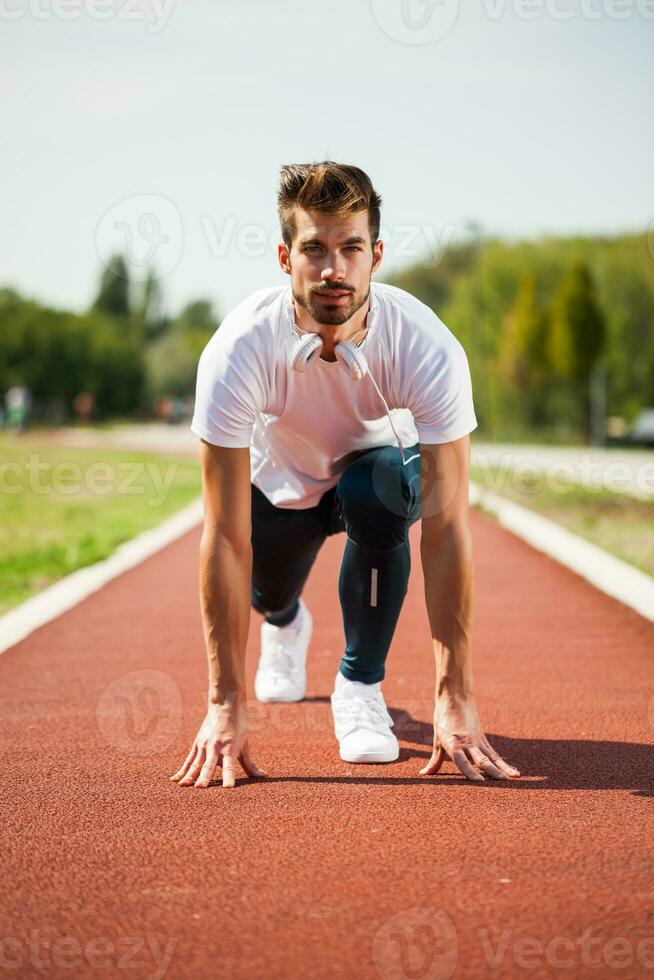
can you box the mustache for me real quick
[313,283,355,293]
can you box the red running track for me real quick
[1,510,653,979]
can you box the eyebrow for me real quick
[299,235,367,247]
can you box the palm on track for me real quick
[420,694,520,782]
[170,700,266,789]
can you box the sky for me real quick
[1,0,652,320]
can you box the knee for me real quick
[337,449,415,547]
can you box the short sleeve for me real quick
[405,334,478,445]
[190,323,268,449]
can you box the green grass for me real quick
[0,436,201,614]
[470,462,654,577]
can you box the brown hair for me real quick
[278,161,382,248]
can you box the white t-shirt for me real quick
[191,281,478,509]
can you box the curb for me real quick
[0,498,205,656]
[469,481,654,623]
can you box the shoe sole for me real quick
[254,687,306,704]
[339,746,400,764]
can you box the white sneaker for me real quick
[330,673,399,763]
[254,600,312,703]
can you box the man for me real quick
[171,161,520,789]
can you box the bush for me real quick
[0,289,145,419]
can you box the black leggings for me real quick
[251,443,422,684]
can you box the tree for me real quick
[173,299,216,332]
[498,273,552,428]
[135,268,168,340]
[549,261,606,441]
[500,274,550,385]
[93,254,130,319]
[145,299,219,401]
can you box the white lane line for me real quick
[0,498,204,656]
[370,568,378,608]
[469,481,654,623]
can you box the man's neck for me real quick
[292,294,371,361]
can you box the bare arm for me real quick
[420,436,475,697]
[198,442,252,703]
[171,441,266,789]
[419,436,519,781]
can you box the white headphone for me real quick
[288,328,369,381]
[287,322,408,465]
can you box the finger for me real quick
[452,748,485,782]
[468,746,505,780]
[170,744,198,782]
[221,748,236,789]
[194,746,220,789]
[239,743,267,779]
[479,736,521,777]
[419,745,446,776]
[179,747,206,786]
[490,755,520,778]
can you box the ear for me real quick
[278,242,292,275]
[371,239,384,274]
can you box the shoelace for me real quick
[334,695,393,734]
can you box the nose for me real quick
[320,251,347,282]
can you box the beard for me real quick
[292,282,371,325]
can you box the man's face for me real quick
[278,208,383,326]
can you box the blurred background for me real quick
[1,0,652,610]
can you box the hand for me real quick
[170,695,267,789]
[420,691,520,782]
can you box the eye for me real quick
[344,246,362,253]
